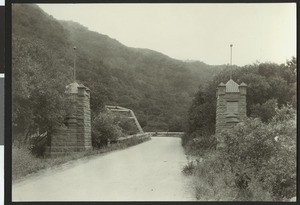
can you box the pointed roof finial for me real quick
[73,46,77,82]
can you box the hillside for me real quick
[12,4,223,136]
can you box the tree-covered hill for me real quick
[181,58,296,201]
[12,4,223,139]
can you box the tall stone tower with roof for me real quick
[45,47,92,157]
[46,82,92,157]
[216,79,247,141]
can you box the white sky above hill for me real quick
[37,3,296,66]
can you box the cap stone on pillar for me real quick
[217,82,226,96]
[65,82,80,94]
[77,83,87,97]
[85,87,91,98]
[239,82,247,95]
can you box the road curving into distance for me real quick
[12,136,195,201]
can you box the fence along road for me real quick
[12,136,195,201]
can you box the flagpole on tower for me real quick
[230,44,233,79]
[73,46,77,82]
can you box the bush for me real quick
[183,131,217,156]
[188,105,296,201]
[28,132,49,157]
[191,151,276,201]
[12,145,46,181]
[222,105,296,200]
[117,117,139,135]
[182,161,196,175]
[250,98,278,122]
[192,152,239,200]
[91,112,124,148]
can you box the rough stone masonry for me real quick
[216,79,247,147]
[45,82,92,157]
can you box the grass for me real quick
[12,135,151,182]
[182,152,278,201]
[182,161,196,175]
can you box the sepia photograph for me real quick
[10,2,296,202]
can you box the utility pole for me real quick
[73,46,77,82]
[230,44,233,79]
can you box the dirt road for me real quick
[12,136,195,201]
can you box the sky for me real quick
[38,3,296,66]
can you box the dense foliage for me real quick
[12,4,223,144]
[182,57,296,201]
[222,105,296,200]
[91,112,124,148]
[191,105,296,201]
[12,27,74,142]
[116,117,140,135]
[183,58,297,153]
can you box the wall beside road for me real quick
[111,132,183,146]
[110,133,151,145]
[147,132,184,138]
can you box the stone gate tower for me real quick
[46,82,92,157]
[216,79,247,138]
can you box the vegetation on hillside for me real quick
[12,4,223,146]
[11,4,223,178]
[182,58,297,201]
[182,58,296,155]
[12,5,297,199]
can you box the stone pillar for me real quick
[46,115,78,157]
[225,112,239,129]
[215,80,247,148]
[64,114,79,153]
[216,82,226,134]
[47,82,92,157]
[76,85,92,151]
[238,83,247,121]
